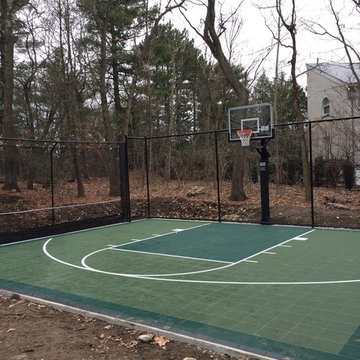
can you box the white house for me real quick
[306,62,360,171]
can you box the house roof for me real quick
[306,62,360,85]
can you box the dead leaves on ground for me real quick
[154,335,170,348]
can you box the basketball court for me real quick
[1,218,360,360]
[1,104,360,359]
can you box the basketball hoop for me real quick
[236,129,254,147]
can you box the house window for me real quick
[322,97,330,115]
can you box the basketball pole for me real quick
[257,139,272,225]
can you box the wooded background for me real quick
[0,1,359,212]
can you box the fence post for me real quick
[50,142,58,225]
[308,121,315,228]
[214,131,221,222]
[119,138,131,222]
[144,136,151,218]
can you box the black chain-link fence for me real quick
[127,116,360,229]
[0,139,128,240]
[1,115,359,241]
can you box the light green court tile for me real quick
[326,320,359,334]
[266,318,298,332]
[309,337,345,355]
[255,325,290,339]
[302,307,338,320]
[242,313,274,327]
[291,297,323,310]
[182,310,219,323]
[280,332,315,348]
[341,302,360,316]
[333,313,360,325]
[290,323,324,337]
[210,315,240,329]
[317,328,353,343]
[301,314,331,328]
[276,311,308,324]
[243,295,276,307]
[230,320,265,334]
[223,308,254,321]
[319,300,348,313]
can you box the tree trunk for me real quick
[164,56,177,181]
[111,32,122,137]
[72,145,85,197]
[1,0,20,191]
[59,0,85,198]
[276,0,311,201]
[99,1,120,196]
[203,0,249,201]
[231,144,247,200]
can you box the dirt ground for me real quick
[1,176,360,235]
[0,295,256,360]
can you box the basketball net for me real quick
[236,129,254,147]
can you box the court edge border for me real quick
[0,288,284,360]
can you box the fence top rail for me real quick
[128,129,228,140]
[0,137,122,146]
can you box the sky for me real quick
[159,0,359,87]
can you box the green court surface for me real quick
[1,219,360,360]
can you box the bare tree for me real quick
[308,0,360,82]
[58,0,85,197]
[276,0,311,201]
[204,0,251,201]
[179,0,249,200]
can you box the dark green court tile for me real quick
[339,344,360,360]
[339,325,360,359]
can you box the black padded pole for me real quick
[214,131,221,222]
[259,140,272,225]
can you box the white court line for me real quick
[45,228,316,279]
[263,252,276,255]
[80,247,233,277]
[113,248,233,264]
[279,245,292,248]
[42,228,360,285]
[78,228,317,278]
[292,237,309,241]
